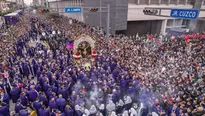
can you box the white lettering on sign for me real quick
[72,9,81,12]
[66,8,81,12]
[172,11,178,16]
[179,11,197,18]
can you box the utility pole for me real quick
[46,0,49,8]
[106,4,110,50]
[56,0,59,13]
[100,0,102,27]
[22,0,25,8]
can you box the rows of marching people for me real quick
[0,11,205,116]
[0,12,143,116]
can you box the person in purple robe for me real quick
[57,86,64,97]
[56,94,66,113]
[35,82,42,92]
[20,92,29,106]
[49,98,58,111]
[65,105,74,116]
[15,100,25,113]
[0,102,9,116]
[46,88,53,100]
[62,86,69,100]
[39,92,48,106]
[0,91,9,105]
[33,98,42,116]
[127,85,135,97]
[29,85,39,102]
[43,80,50,92]
[50,84,57,93]
[17,46,23,57]
[39,105,49,116]
[22,62,30,78]
[10,85,21,103]
[19,109,30,116]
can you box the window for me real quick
[170,0,177,4]
[139,0,149,5]
[187,0,194,5]
[150,0,159,4]
[167,19,174,27]
[182,19,189,26]
[174,19,182,26]
[161,0,169,4]
[179,0,186,4]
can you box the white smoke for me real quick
[136,103,144,116]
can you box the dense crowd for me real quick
[0,10,205,116]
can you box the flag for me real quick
[66,44,74,49]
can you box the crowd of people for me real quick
[0,9,205,116]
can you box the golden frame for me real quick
[73,34,95,54]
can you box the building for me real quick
[33,0,40,6]
[47,0,128,34]
[40,0,47,7]
[0,0,10,12]
[16,0,24,8]
[4,0,24,9]
[127,0,205,36]
[47,0,205,35]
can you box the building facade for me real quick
[33,0,40,6]
[47,0,205,36]
[127,0,205,36]
[48,0,128,34]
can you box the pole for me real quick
[56,0,59,13]
[106,4,110,50]
[100,0,102,27]
[46,0,49,8]
[22,0,25,8]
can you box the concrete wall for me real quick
[115,0,128,31]
[195,20,205,33]
[127,20,162,36]
[189,0,203,30]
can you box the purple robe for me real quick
[19,109,29,116]
[0,105,9,116]
[49,100,57,111]
[20,95,28,106]
[65,108,74,116]
[33,101,42,115]
[29,89,38,102]
[10,87,21,103]
[56,98,66,112]
[15,103,24,113]
[39,108,49,116]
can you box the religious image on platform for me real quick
[0,0,205,116]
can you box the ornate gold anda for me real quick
[73,34,95,53]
